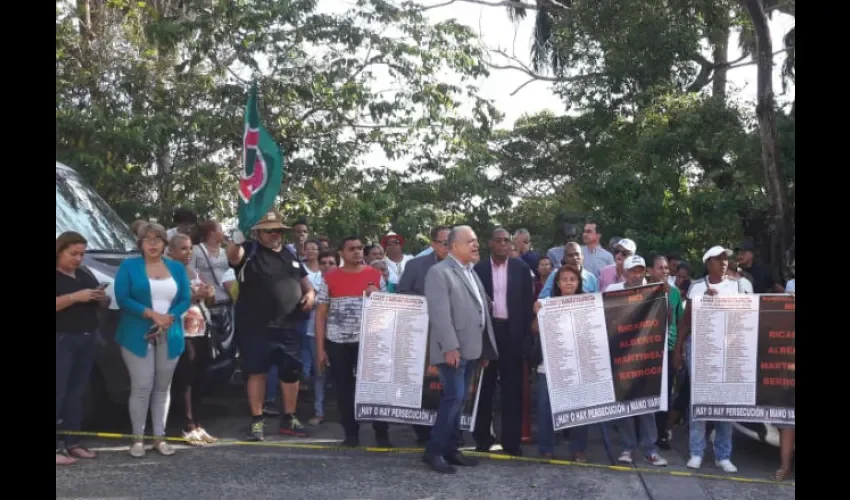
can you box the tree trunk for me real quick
[741,0,794,282]
[709,9,730,101]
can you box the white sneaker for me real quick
[715,459,738,473]
[646,453,668,466]
[686,455,702,469]
[129,442,145,458]
[182,429,205,446]
[617,451,633,464]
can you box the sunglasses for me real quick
[260,229,285,235]
[613,248,632,256]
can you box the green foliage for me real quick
[56,0,500,226]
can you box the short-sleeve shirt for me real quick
[785,279,795,293]
[56,268,100,334]
[192,243,232,303]
[317,266,382,343]
[687,277,745,299]
[233,241,307,331]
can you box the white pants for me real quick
[121,343,180,438]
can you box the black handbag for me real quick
[198,246,236,359]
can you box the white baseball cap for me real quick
[624,255,646,270]
[702,245,734,263]
[616,238,637,254]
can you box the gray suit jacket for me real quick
[424,256,499,365]
[397,252,439,296]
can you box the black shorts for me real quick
[237,327,303,382]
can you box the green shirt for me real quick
[667,286,684,351]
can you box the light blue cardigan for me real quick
[114,256,191,360]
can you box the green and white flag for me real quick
[237,82,284,234]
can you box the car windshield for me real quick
[56,163,137,252]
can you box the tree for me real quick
[56,0,500,225]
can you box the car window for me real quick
[56,163,137,253]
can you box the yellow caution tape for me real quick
[58,430,794,487]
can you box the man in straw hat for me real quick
[226,210,316,441]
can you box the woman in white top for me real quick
[114,223,192,458]
[531,265,589,460]
[192,220,236,304]
[301,240,328,424]
[169,234,219,445]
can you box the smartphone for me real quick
[145,325,160,342]
[97,282,110,290]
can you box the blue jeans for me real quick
[618,414,658,456]
[685,336,732,460]
[302,335,326,417]
[56,333,96,450]
[425,359,477,457]
[536,373,589,455]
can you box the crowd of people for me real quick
[55,209,794,480]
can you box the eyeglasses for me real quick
[434,240,449,246]
[613,248,633,256]
[386,240,401,246]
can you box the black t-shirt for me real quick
[742,262,776,294]
[233,241,308,331]
[56,268,100,334]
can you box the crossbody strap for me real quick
[199,244,232,305]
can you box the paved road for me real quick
[57,379,795,500]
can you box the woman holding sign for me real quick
[531,265,590,461]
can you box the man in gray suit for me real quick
[422,225,499,474]
[397,225,451,445]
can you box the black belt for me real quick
[492,318,508,324]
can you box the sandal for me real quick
[56,451,78,465]
[774,468,791,481]
[67,446,97,459]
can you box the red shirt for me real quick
[318,266,382,343]
[322,266,382,298]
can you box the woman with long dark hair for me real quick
[531,265,590,460]
[56,231,110,465]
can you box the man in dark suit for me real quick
[473,227,534,456]
[397,225,451,445]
